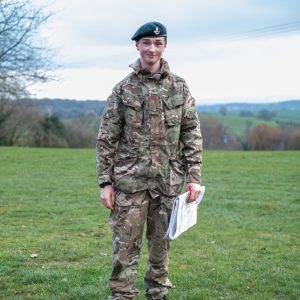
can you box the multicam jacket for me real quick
[96,58,203,197]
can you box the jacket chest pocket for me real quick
[122,93,144,129]
[163,95,184,125]
[163,95,184,143]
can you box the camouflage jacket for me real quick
[96,58,203,197]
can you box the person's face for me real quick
[136,37,166,67]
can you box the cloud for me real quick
[44,0,300,47]
[31,67,130,100]
[167,34,300,101]
[31,33,300,103]
[31,0,300,102]
[55,44,135,68]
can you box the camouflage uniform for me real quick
[96,58,203,299]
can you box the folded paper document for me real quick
[164,186,206,240]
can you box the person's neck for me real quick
[140,60,161,74]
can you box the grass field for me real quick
[0,147,299,299]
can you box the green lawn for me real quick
[0,148,299,299]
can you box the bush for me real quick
[288,130,300,150]
[200,117,241,150]
[0,100,67,147]
[247,124,287,150]
[239,110,253,117]
[256,109,276,121]
[64,122,96,148]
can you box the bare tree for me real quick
[0,0,54,99]
[288,130,300,150]
[247,124,287,150]
[200,116,240,150]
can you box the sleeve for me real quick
[180,82,203,184]
[96,89,124,186]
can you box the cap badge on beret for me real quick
[154,27,160,35]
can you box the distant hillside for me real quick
[198,99,300,142]
[197,100,300,114]
[31,98,300,120]
[32,98,106,118]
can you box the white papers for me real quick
[164,186,205,240]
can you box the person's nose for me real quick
[148,44,155,53]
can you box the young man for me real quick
[96,21,203,300]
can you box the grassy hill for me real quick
[200,107,300,141]
[32,98,300,121]
[197,99,300,114]
[0,147,299,299]
[200,112,272,139]
[32,98,107,118]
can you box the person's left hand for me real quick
[186,183,202,203]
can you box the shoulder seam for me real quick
[168,72,186,83]
[113,72,136,91]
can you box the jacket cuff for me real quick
[99,182,112,188]
[186,172,201,185]
[97,175,112,187]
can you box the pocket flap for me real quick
[122,84,143,111]
[122,96,143,111]
[115,191,132,206]
[163,95,184,109]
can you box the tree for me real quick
[239,110,253,117]
[0,0,54,99]
[200,116,240,150]
[0,99,42,145]
[247,124,287,150]
[288,130,300,150]
[256,109,276,121]
[219,106,227,116]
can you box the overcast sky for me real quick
[30,0,300,104]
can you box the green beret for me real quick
[131,21,167,41]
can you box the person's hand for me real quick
[186,183,202,203]
[100,185,115,210]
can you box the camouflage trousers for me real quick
[108,190,174,300]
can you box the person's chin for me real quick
[146,57,159,64]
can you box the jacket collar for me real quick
[129,58,170,80]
